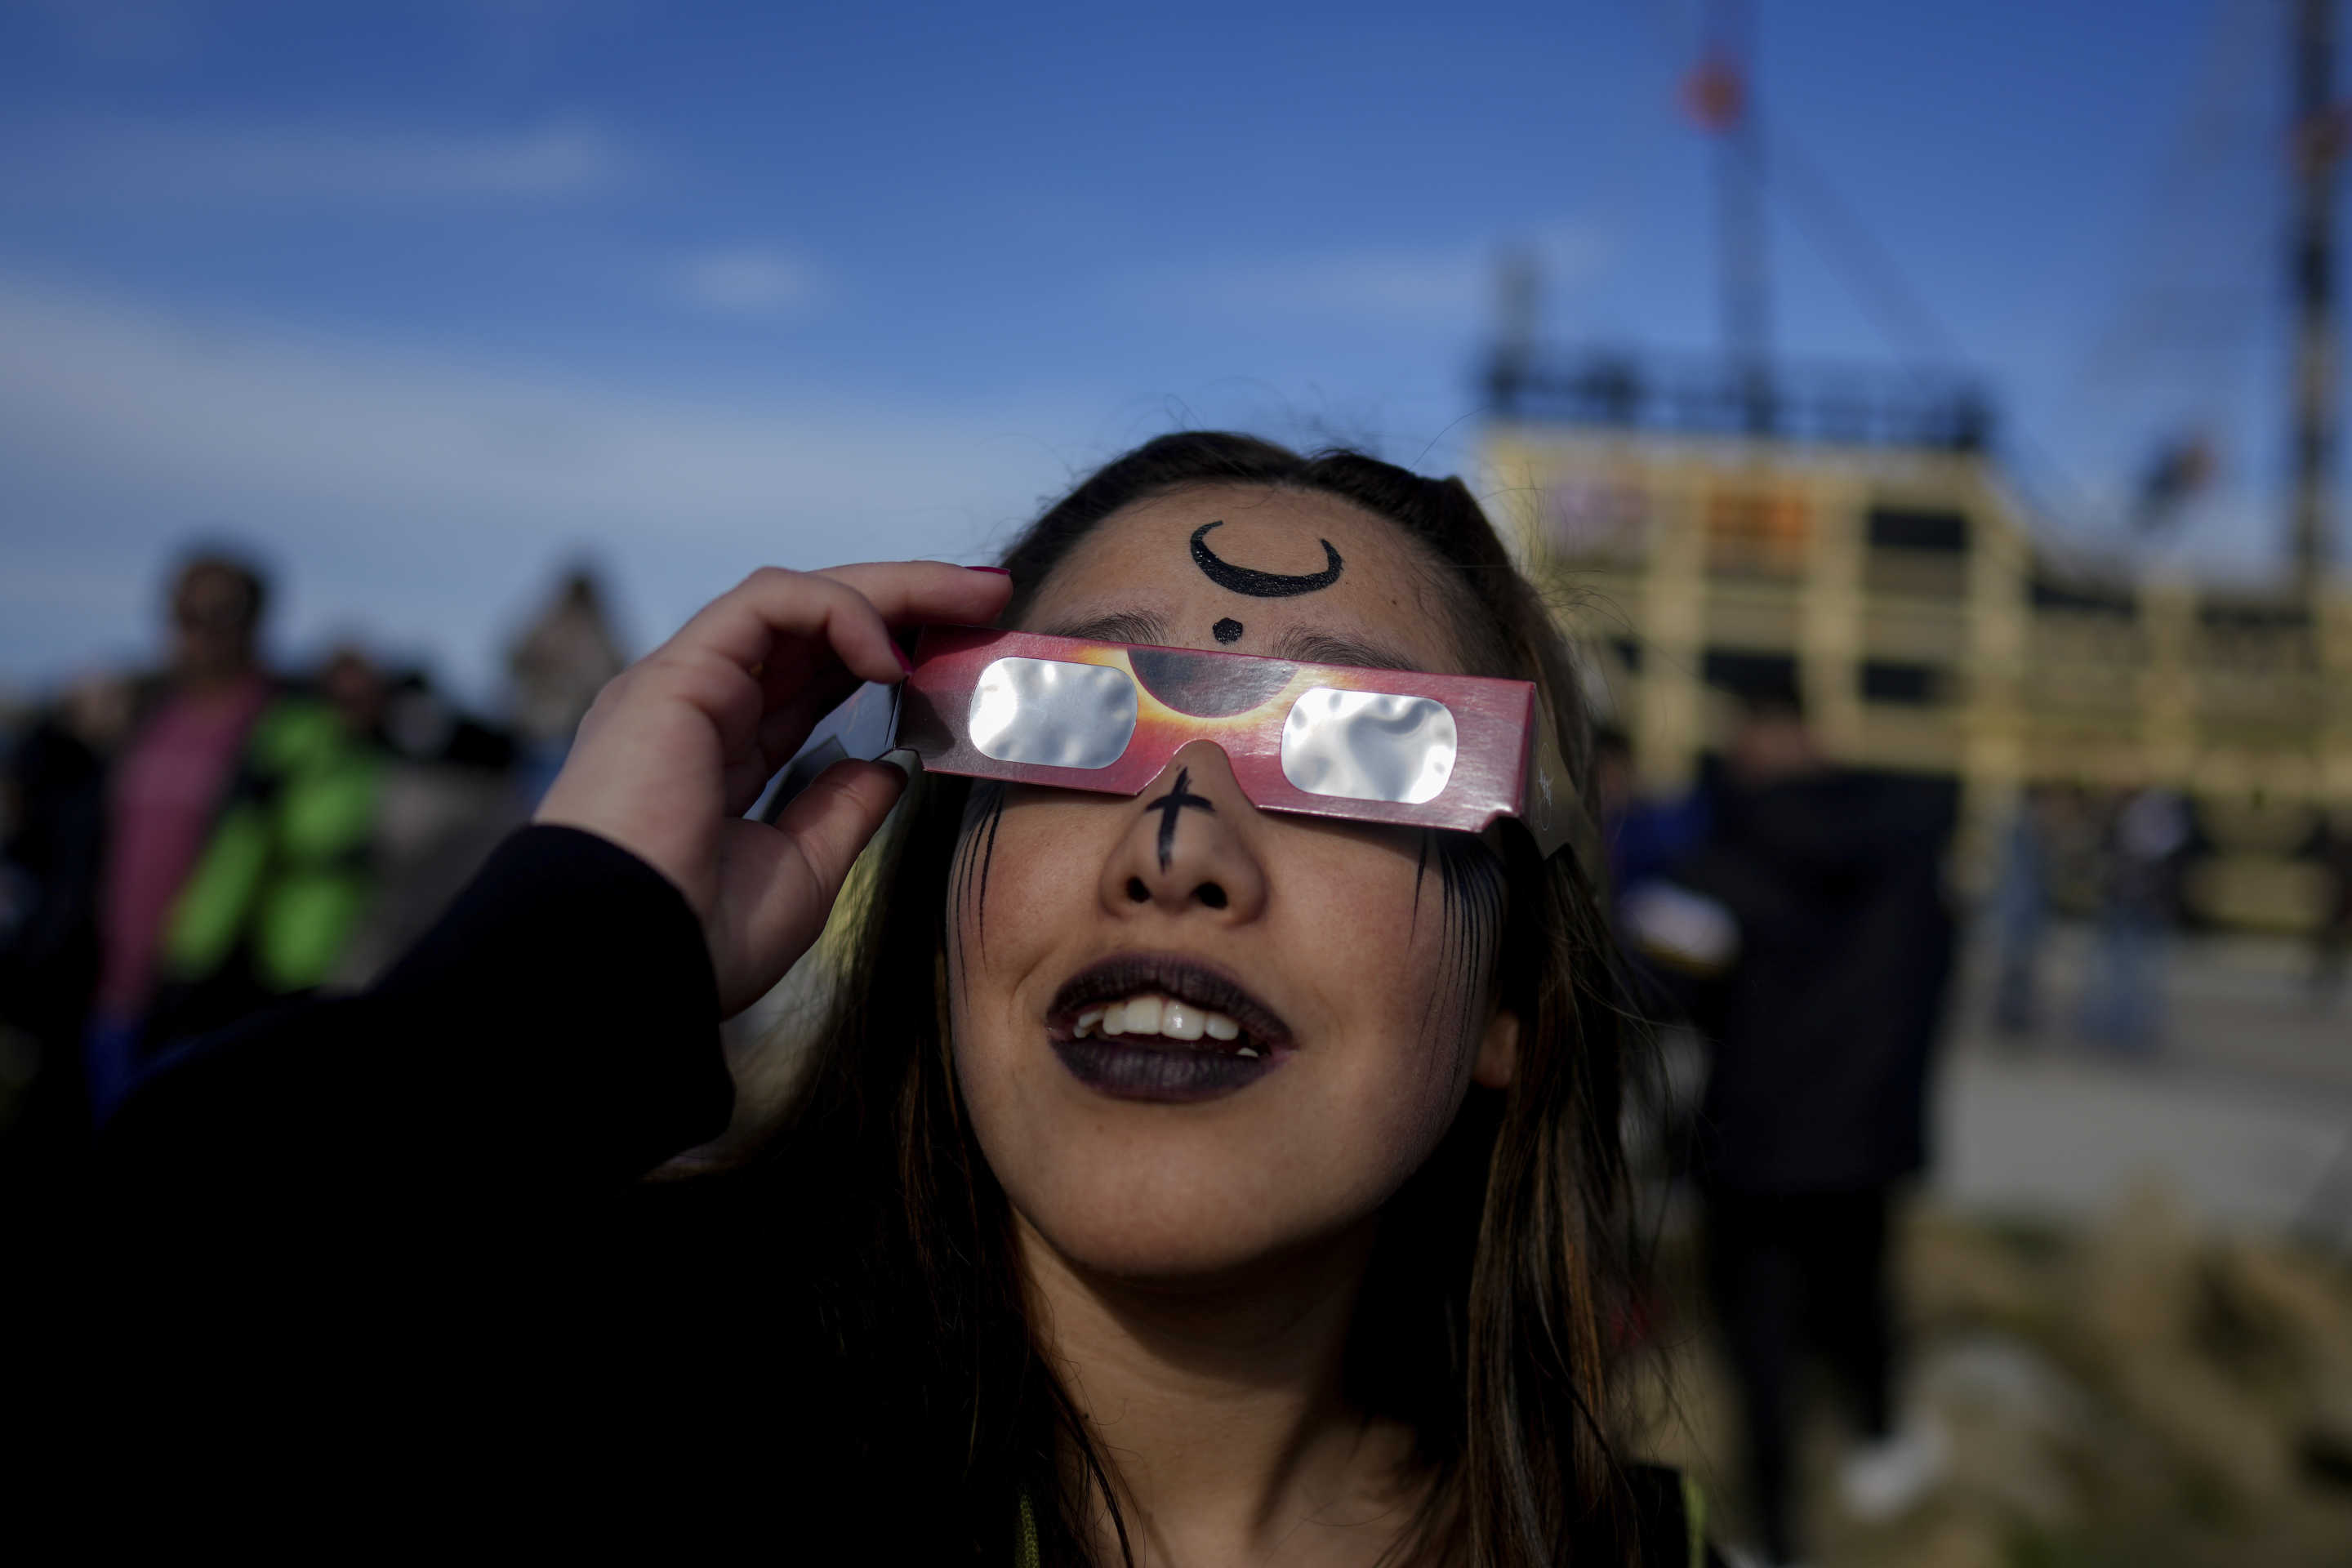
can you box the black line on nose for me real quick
[1145,766,1215,873]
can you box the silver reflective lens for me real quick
[968,657,1138,768]
[1280,688,1458,804]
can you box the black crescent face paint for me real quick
[1189,521,1344,597]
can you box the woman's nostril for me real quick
[1126,876,1151,904]
[1196,882,1228,910]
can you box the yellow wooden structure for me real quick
[1479,359,2352,929]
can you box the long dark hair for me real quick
[737,434,1646,1565]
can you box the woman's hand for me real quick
[535,562,1012,1016]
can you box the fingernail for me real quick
[892,641,915,676]
[881,748,920,782]
[967,565,1011,576]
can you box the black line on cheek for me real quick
[952,782,1006,970]
[1444,844,1471,1037]
[951,812,970,923]
[1430,832,1505,1066]
[1476,860,1505,1046]
[977,784,1006,925]
[948,828,974,985]
[1411,828,1431,938]
[1417,830,1457,1046]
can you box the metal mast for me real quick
[1488,243,1539,415]
[1691,0,1773,432]
[2289,0,2341,593]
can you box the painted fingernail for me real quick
[881,748,920,782]
[966,565,1011,576]
[892,641,915,676]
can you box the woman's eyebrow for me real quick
[1041,609,1171,646]
[1039,611,1424,673]
[1270,626,1424,673]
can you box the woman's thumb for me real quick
[763,751,917,917]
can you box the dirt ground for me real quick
[1622,1189,2352,1567]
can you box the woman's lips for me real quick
[1044,952,1294,1102]
[1044,952,1293,1053]
[1050,1036,1282,1102]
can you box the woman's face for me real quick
[946,483,1517,1283]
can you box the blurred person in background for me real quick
[0,675,134,1189]
[1595,723,1723,1023]
[2078,783,2190,1056]
[506,565,625,806]
[80,553,275,1118]
[318,643,390,743]
[1594,724,1713,906]
[76,552,383,1120]
[326,652,522,987]
[82,436,1722,1565]
[2302,808,2352,1006]
[1593,722,1723,1171]
[1659,684,1956,1568]
[1989,783,2056,1038]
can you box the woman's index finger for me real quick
[648,568,889,685]
[666,562,1009,677]
[810,560,1013,627]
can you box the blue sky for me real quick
[0,0,2304,703]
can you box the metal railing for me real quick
[1484,347,1995,453]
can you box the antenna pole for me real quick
[1700,0,1773,433]
[1489,243,1539,416]
[2289,0,2340,595]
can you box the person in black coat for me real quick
[0,697,114,1200]
[1664,688,1956,1566]
[66,435,1721,1567]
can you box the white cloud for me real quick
[1166,223,1617,324]
[11,118,634,208]
[0,274,1079,699]
[675,249,821,316]
[0,276,1042,523]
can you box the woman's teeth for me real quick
[1073,996,1258,1057]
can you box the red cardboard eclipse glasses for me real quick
[761,625,1588,866]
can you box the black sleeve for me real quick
[95,824,735,1215]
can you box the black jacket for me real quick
[69,826,1713,1562]
[1676,770,1957,1194]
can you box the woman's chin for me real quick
[1004,1165,1379,1290]
[962,1040,1450,1288]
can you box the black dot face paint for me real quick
[1213,617,1244,644]
[1189,521,1343,597]
[1144,766,1214,874]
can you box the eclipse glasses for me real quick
[760,625,1588,866]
